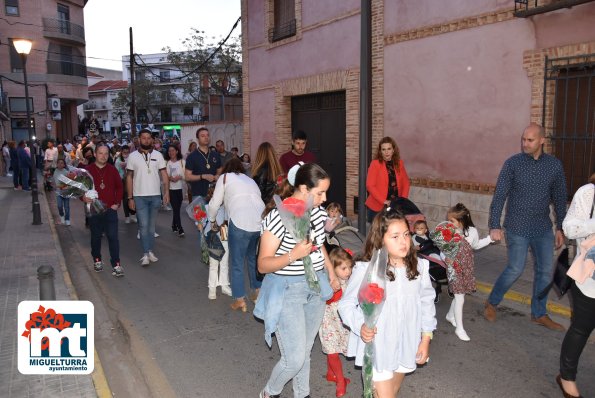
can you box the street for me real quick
[51,196,595,398]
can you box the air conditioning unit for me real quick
[48,98,61,112]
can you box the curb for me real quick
[41,188,113,398]
[475,281,571,318]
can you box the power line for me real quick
[131,16,241,83]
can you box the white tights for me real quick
[447,293,468,337]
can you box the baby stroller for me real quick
[389,197,450,303]
[325,218,366,257]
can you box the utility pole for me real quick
[358,0,372,235]
[129,27,137,136]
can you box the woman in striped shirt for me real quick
[255,162,340,398]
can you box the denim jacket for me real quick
[253,269,333,347]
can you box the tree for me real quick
[163,28,242,119]
[111,70,179,125]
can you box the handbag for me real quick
[538,184,595,299]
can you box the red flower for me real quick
[282,197,307,217]
[193,206,207,222]
[277,174,286,186]
[358,283,385,304]
[442,229,453,242]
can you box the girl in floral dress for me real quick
[319,247,354,397]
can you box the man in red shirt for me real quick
[279,130,317,173]
[84,145,124,277]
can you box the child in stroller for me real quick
[324,202,365,257]
[389,197,450,303]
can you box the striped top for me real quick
[262,206,328,275]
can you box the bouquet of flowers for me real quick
[56,168,106,215]
[358,247,388,398]
[273,194,319,293]
[430,221,463,283]
[186,196,209,264]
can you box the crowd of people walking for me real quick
[3,121,593,398]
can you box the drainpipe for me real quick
[358,0,372,235]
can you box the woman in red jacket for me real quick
[365,137,410,222]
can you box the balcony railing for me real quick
[514,0,595,17]
[42,18,85,44]
[47,60,87,78]
[269,19,296,42]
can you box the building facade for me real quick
[242,0,595,232]
[0,0,88,143]
[121,52,242,130]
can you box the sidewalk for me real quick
[0,175,102,397]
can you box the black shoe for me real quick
[178,227,185,237]
[171,225,178,233]
[434,293,440,304]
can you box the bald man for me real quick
[484,124,567,331]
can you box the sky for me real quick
[84,0,241,71]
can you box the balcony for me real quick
[42,18,85,45]
[514,0,595,17]
[47,60,87,78]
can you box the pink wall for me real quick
[248,14,360,88]
[248,89,276,154]
[247,0,266,46]
[384,20,534,184]
[532,3,595,49]
[302,0,359,27]
[384,0,509,35]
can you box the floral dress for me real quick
[319,280,350,355]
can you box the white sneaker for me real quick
[147,251,158,262]
[65,220,71,226]
[208,288,216,300]
[455,329,470,342]
[137,231,140,240]
[130,215,138,223]
[221,286,232,297]
[140,254,150,266]
[125,217,131,224]
[445,313,457,328]
[154,232,159,238]
[60,216,65,224]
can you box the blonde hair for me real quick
[252,142,283,182]
[326,202,343,215]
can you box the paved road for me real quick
[51,196,595,398]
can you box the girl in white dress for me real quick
[446,203,493,341]
[338,210,436,397]
[319,247,353,397]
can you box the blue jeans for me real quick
[56,195,70,220]
[228,220,261,298]
[264,279,326,397]
[89,209,119,266]
[488,229,554,318]
[12,164,20,187]
[134,195,161,254]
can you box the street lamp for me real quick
[13,39,42,225]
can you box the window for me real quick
[544,55,595,197]
[11,117,35,142]
[57,4,70,34]
[183,107,193,116]
[9,97,34,113]
[270,0,296,42]
[137,109,147,122]
[8,39,23,73]
[5,0,19,16]
[160,108,172,122]
[159,70,170,82]
[134,70,145,81]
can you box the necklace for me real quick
[198,148,210,169]
[143,151,152,174]
[96,165,107,190]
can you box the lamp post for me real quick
[13,39,42,225]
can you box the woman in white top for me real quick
[207,157,265,312]
[558,174,595,398]
[166,145,185,237]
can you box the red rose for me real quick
[282,197,307,217]
[359,283,385,304]
[442,229,453,241]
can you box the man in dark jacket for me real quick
[17,140,32,191]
